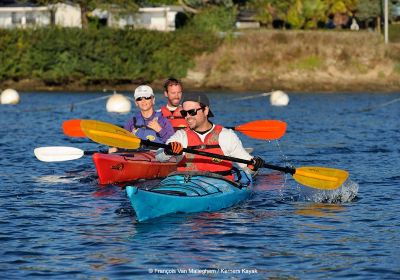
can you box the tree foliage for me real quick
[355,0,382,21]
[248,0,358,29]
[188,6,237,32]
[0,27,221,85]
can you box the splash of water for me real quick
[299,179,359,203]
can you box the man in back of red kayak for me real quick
[156,92,264,180]
[159,77,187,131]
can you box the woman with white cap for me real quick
[124,85,174,144]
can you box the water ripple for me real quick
[0,92,399,279]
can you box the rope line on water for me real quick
[19,94,113,112]
[233,92,272,101]
[359,96,400,112]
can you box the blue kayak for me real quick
[125,170,253,222]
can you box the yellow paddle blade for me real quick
[293,166,349,190]
[80,120,141,149]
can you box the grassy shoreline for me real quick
[182,30,400,93]
[2,30,400,93]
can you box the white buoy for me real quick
[106,93,131,113]
[270,90,289,106]
[1,88,20,104]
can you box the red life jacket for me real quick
[177,125,234,180]
[160,105,187,131]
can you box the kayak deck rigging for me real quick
[126,170,253,222]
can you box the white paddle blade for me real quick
[34,147,84,162]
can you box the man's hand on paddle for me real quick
[248,156,265,171]
[165,142,183,155]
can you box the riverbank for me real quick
[182,30,400,93]
[2,30,400,93]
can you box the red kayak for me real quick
[92,151,177,184]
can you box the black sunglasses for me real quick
[180,107,204,117]
[136,96,153,101]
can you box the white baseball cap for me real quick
[134,85,154,99]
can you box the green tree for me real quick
[177,0,234,14]
[325,0,358,14]
[286,0,327,29]
[248,0,358,29]
[144,0,178,4]
[189,5,237,32]
[354,0,385,31]
[248,0,293,27]
[355,0,381,20]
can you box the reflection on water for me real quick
[254,172,287,191]
[35,175,76,184]
[92,185,120,197]
[295,203,345,218]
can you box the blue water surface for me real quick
[0,91,399,279]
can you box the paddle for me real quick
[63,119,286,140]
[80,120,349,190]
[34,146,93,162]
[33,146,139,162]
[62,119,85,137]
[34,146,253,162]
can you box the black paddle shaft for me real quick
[141,140,296,175]
[83,149,137,156]
[83,150,107,155]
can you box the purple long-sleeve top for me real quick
[124,111,174,144]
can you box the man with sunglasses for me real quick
[156,93,265,180]
[160,77,187,131]
[124,85,174,144]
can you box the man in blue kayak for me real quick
[124,85,174,144]
[156,92,264,180]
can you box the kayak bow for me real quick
[93,151,177,184]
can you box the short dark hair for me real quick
[163,77,182,92]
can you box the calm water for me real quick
[0,91,399,279]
